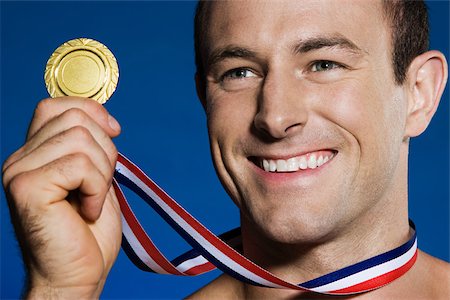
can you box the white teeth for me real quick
[317,155,324,167]
[263,159,270,171]
[259,152,335,173]
[299,156,308,170]
[269,160,277,172]
[286,157,298,172]
[307,154,317,169]
[276,159,288,172]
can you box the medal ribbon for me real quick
[113,152,418,295]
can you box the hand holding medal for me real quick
[2,39,122,298]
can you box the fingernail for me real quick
[108,114,121,132]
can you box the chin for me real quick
[241,195,347,245]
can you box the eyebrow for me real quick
[206,35,365,69]
[293,35,365,54]
[207,46,258,68]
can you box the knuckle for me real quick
[2,161,17,189]
[1,161,8,176]
[68,125,93,142]
[70,152,92,171]
[2,151,17,174]
[2,150,22,188]
[63,107,89,125]
[84,98,105,114]
[7,172,31,202]
[28,98,56,140]
[34,98,54,118]
[2,167,12,189]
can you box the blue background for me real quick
[1,1,448,299]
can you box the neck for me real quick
[241,214,411,299]
[240,154,411,298]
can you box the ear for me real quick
[195,73,207,111]
[404,50,448,138]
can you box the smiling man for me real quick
[190,0,449,298]
[2,0,449,299]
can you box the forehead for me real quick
[204,0,389,58]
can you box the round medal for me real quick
[44,38,119,104]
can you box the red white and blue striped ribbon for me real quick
[113,152,418,295]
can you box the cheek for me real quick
[316,79,406,192]
[206,89,258,147]
[330,84,379,135]
[317,79,402,150]
[205,90,259,200]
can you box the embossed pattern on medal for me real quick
[44,38,119,104]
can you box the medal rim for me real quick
[44,38,119,104]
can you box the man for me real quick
[2,0,449,299]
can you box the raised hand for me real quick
[2,97,122,298]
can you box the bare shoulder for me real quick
[186,274,243,299]
[415,250,450,297]
[418,250,450,276]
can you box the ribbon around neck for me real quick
[113,152,418,295]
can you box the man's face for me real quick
[202,0,408,243]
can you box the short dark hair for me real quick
[194,0,429,85]
[193,0,209,88]
[382,0,429,84]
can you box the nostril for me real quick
[286,122,303,132]
[253,116,289,140]
[253,106,306,140]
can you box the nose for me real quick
[254,70,308,139]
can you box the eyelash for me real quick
[310,60,343,72]
[220,68,257,81]
[219,60,345,83]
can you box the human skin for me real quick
[1,0,449,299]
[2,99,123,298]
[190,0,449,298]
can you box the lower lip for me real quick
[250,155,336,183]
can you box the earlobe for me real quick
[195,73,207,111]
[404,50,448,138]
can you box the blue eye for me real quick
[311,61,341,72]
[222,68,257,80]
[218,67,261,91]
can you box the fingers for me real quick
[18,106,117,164]
[28,97,121,140]
[2,125,116,192]
[7,153,108,221]
[3,98,119,170]
[1,96,123,294]
[2,97,121,222]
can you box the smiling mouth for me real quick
[251,150,337,173]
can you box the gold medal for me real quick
[44,38,119,104]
